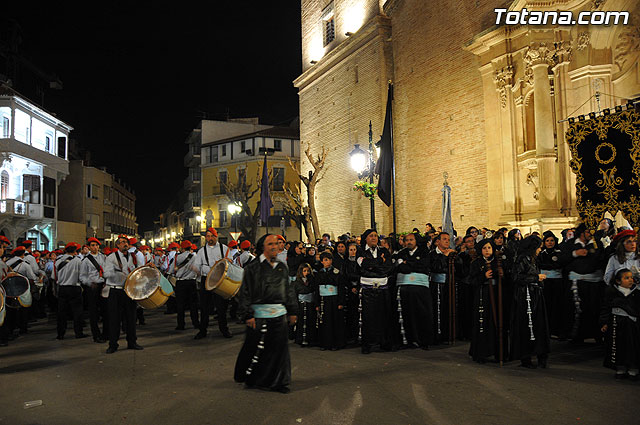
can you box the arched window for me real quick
[1,170,8,199]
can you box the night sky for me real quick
[5,3,302,231]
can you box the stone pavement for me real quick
[0,310,637,425]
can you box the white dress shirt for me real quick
[175,251,197,280]
[191,242,229,277]
[79,252,106,286]
[55,254,82,286]
[103,250,136,288]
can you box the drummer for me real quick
[103,235,143,354]
[128,238,146,268]
[236,240,255,267]
[5,246,36,336]
[79,237,108,343]
[174,240,199,331]
[55,242,87,340]
[191,227,233,340]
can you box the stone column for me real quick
[525,43,558,215]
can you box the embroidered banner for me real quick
[565,109,640,227]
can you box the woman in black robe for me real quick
[510,235,550,368]
[234,234,298,393]
[538,230,571,339]
[468,239,502,363]
[293,262,317,346]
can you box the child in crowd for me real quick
[600,268,640,380]
[293,263,317,346]
[315,252,346,350]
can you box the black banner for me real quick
[565,109,640,227]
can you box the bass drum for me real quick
[205,259,243,299]
[124,266,175,309]
[1,272,32,308]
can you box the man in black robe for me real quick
[234,234,298,393]
[395,232,433,349]
[357,229,394,354]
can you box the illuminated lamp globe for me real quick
[349,144,367,174]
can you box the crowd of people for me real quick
[1,218,639,391]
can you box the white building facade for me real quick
[0,86,71,249]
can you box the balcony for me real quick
[184,150,201,167]
[0,199,43,219]
[184,198,201,213]
[184,173,201,190]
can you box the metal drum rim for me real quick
[124,265,161,301]
[205,259,229,291]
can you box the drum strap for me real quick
[112,251,124,273]
[85,254,104,277]
[177,253,194,269]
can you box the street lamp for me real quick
[349,121,376,230]
[227,202,242,234]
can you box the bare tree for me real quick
[286,142,328,241]
[219,165,272,244]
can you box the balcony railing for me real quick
[0,199,43,219]
[184,150,201,167]
[184,173,201,190]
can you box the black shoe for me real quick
[274,386,290,394]
[330,347,338,351]
[127,344,144,350]
[538,357,548,369]
[75,334,89,339]
[615,373,627,380]
[194,332,207,340]
[93,337,106,343]
[520,361,536,369]
[629,374,638,382]
[175,326,185,331]
[56,335,64,340]
[106,346,118,354]
[361,345,371,354]
[221,330,233,338]
[0,341,8,347]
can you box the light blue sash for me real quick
[251,303,286,318]
[318,284,338,296]
[431,273,447,284]
[397,272,430,287]
[540,269,562,279]
[569,271,603,283]
[298,293,315,303]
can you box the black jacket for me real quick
[315,266,346,305]
[562,238,606,275]
[512,255,540,288]
[396,246,430,275]
[599,285,640,326]
[237,257,298,321]
[358,246,394,279]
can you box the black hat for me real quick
[361,229,376,249]
[542,230,558,245]
[475,238,494,253]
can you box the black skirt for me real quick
[317,295,346,349]
[603,314,640,370]
[361,286,392,347]
[234,316,291,391]
[398,285,433,347]
[295,301,317,346]
[510,284,550,360]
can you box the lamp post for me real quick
[227,202,242,235]
[349,121,376,230]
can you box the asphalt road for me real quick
[0,310,637,425]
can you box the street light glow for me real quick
[227,203,242,215]
[349,144,367,174]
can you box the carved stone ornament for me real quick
[614,15,640,72]
[576,32,590,51]
[522,42,572,86]
[493,65,514,108]
[526,169,540,200]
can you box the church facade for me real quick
[295,0,640,237]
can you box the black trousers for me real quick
[199,278,229,334]
[57,286,84,338]
[86,284,107,339]
[108,287,137,349]
[176,279,199,328]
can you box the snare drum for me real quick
[124,266,175,309]
[205,259,244,299]
[1,273,32,308]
